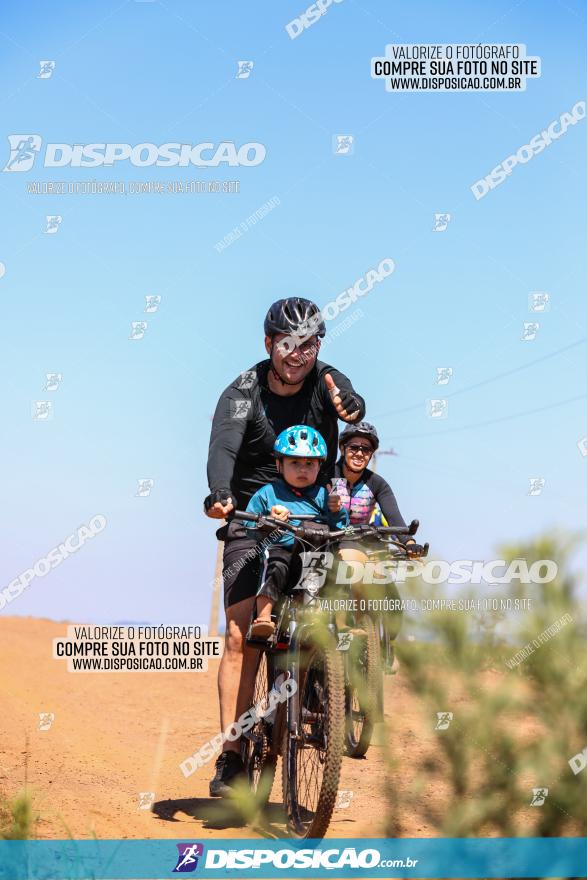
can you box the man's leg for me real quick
[218,594,258,753]
[209,529,262,797]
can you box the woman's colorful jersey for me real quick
[331,476,377,524]
[331,462,408,530]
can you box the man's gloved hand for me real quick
[405,541,427,558]
[204,489,234,519]
[324,373,361,422]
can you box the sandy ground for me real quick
[0,616,446,840]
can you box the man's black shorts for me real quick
[218,520,261,609]
[218,520,302,609]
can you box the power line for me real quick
[374,337,587,419]
[388,390,587,440]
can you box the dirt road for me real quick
[0,617,444,840]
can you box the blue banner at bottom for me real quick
[1,837,586,879]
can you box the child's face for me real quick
[280,456,321,487]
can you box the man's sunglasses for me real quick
[346,443,373,455]
[275,336,318,356]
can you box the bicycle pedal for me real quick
[245,634,273,647]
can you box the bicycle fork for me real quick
[286,615,301,740]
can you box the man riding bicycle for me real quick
[204,297,366,797]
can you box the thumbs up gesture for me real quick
[324,373,361,422]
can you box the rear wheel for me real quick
[345,615,381,758]
[241,650,277,807]
[282,631,345,838]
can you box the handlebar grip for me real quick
[409,519,419,536]
[232,510,258,522]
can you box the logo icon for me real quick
[577,436,587,458]
[333,135,354,155]
[38,712,55,731]
[145,295,161,313]
[43,372,62,391]
[529,292,550,312]
[45,215,62,234]
[230,399,252,419]
[137,791,155,810]
[136,479,154,497]
[530,787,548,806]
[432,213,451,232]
[296,551,333,591]
[129,321,148,340]
[528,477,545,496]
[435,711,453,730]
[427,398,448,419]
[173,843,204,873]
[38,61,56,79]
[522,322,539,341]
[32,401,53,421]
[336,789,354,809]
[4,135,42,172]
[236,61,254,79]
[336,631,354,652]
[236,370,256,390]
[435,367,453,386]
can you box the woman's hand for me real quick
[270,505,290,521]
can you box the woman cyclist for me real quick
[331,422,410,534]
[330,422,421,667]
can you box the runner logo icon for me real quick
[173,843,204,872]
[3,135,42,172]
[435,712,453,730]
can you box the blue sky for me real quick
[0,0,585,624]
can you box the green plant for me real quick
[0,789,35,839]
[385,533,587,840]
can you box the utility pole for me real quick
[207,408,223,637]
[208,530,224,636]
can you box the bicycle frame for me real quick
[233,510,426,752]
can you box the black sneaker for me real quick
[209,750,246,798]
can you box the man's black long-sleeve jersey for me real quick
[207,359,366,510]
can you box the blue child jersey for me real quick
[244,478,349,545]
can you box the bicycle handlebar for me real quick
[231,510,427,556]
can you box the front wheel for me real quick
[345,615,381,758]
[282,630,345,839]
[241,650,277,808]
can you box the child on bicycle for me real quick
[244,424,349,641]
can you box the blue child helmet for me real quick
[273,425,327,459]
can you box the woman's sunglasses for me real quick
[346,443,373,456]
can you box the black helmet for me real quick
[264,297,326,340]
[339,421,379,451]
